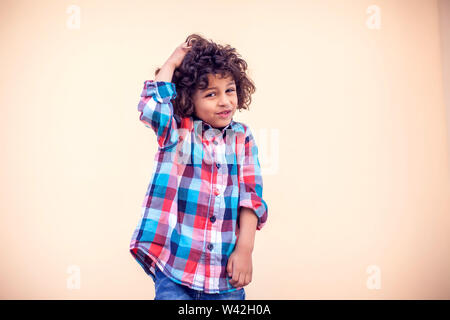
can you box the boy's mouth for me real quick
[217,110,231,118]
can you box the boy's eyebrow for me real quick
[201,81,236,91]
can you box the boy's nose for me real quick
[218,95,231,106]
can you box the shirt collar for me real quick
[192,113,236,141]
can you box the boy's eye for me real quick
[205,88,235,97]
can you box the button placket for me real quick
[213,139,226,219]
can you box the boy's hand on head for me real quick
[166,41,192,69]
[226,247,253,288]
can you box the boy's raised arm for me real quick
[138,65,178,149]
[137,42,192,149]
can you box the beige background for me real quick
[1,0,449,299]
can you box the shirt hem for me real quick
[130,244,239,294]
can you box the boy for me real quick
[130,34,268,300]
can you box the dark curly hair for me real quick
[154,33,256,119]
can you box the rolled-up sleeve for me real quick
[238,127,268,230]
[137,80,178,148]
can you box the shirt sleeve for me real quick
[137,80,178,149]
[238,126,268,231]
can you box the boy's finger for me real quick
[227,260,233,277]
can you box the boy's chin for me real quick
[214,120,231,128]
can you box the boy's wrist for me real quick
[163,60,177,70]
[235,242,253,254]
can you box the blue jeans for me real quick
[154,267,246,300]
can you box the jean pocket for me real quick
[238,288,246,300]
[155,266,165,278]
[222,288,245,300]
[154,267,165,285]
[154,267,165,294]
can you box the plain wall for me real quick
[439,0,450,182]
[0,0,449,299]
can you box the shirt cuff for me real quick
[140,80,177,104]
[238,198,268,231]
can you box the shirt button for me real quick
[213,140,218,145]
[216,163,221,169]
[207,243,214,250]
[178,151,183,156]
[178,136,183,141]
[214,188,220,196]
[210,216,216,223]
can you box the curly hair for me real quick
[154,33,256,119]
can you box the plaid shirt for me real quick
[129,80,268,294]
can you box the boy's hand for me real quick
[226,247,253,288]
[166,41,192,69]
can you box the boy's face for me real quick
[192,73,238,129]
